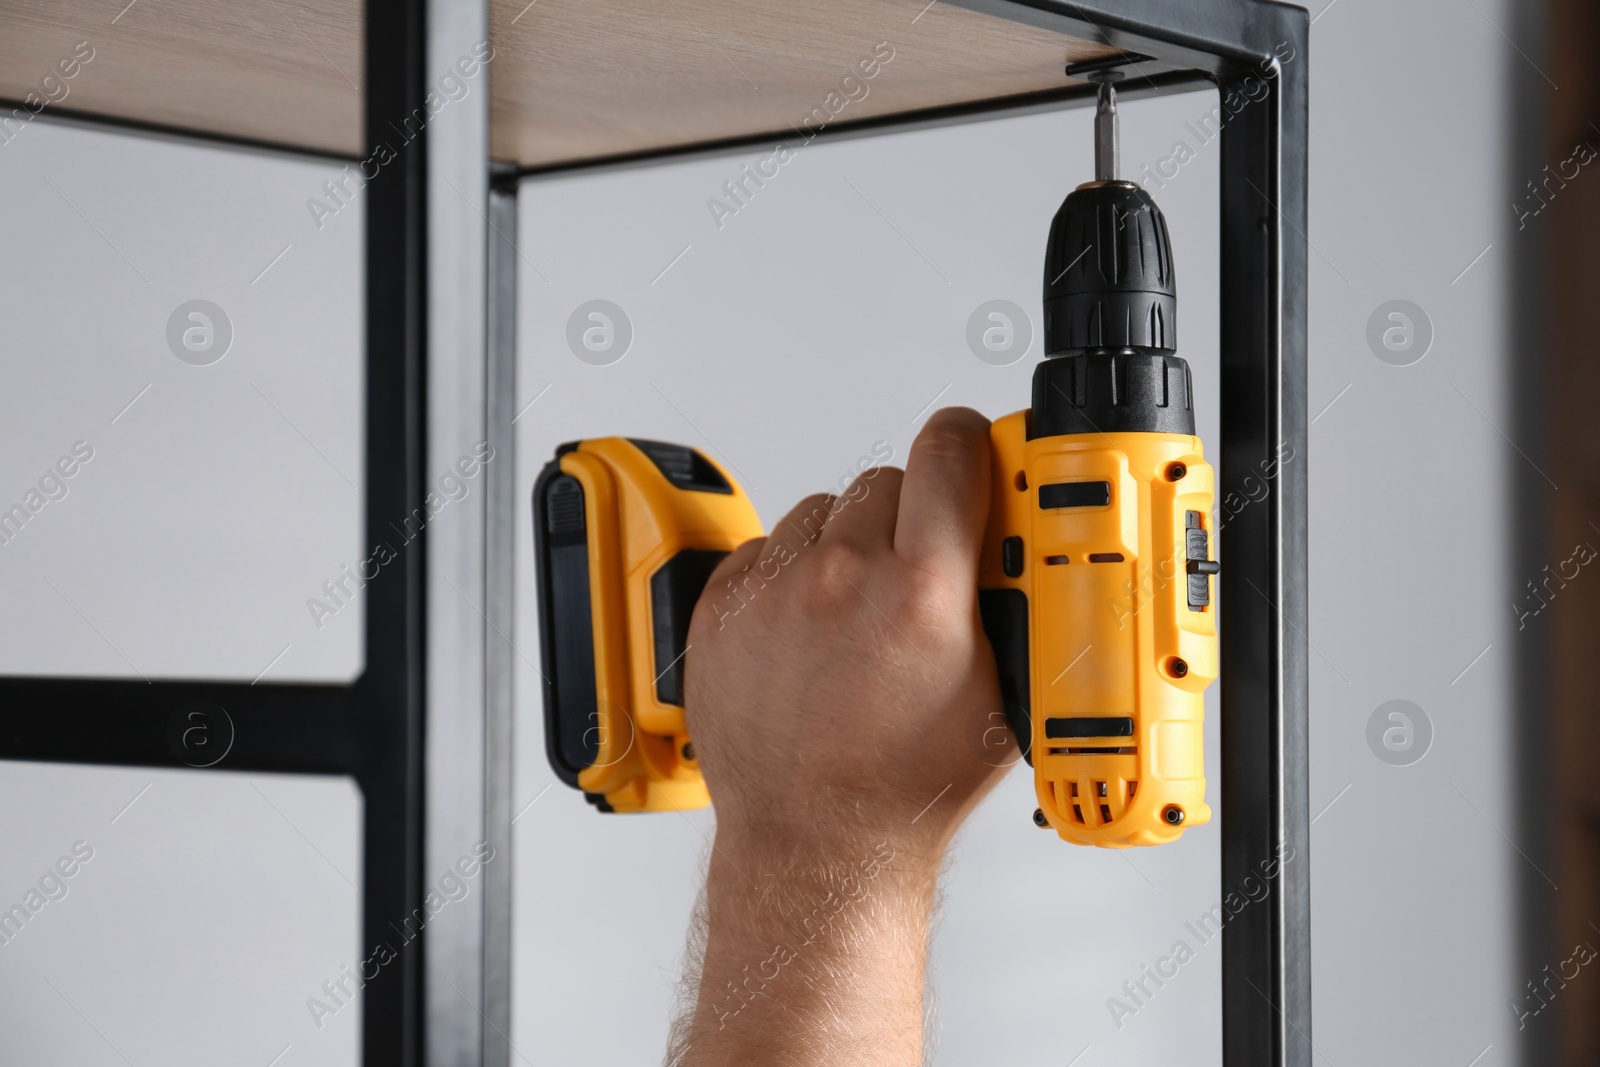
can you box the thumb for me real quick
[892,407,991,582]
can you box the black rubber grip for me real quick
[979,587,1032,765]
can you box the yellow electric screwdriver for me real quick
[532,81,1218,846]
[978,78,1218,847]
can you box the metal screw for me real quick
[681,743,695,761]
[1168,462,1187,481]
[1032,808,1049,828]
[1170,658,1189,678]
[1163,805,1185,826]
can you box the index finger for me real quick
[892,406,991,580]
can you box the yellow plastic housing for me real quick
[555,438,764,812]
[980,411,1218,847]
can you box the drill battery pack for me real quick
[532,437,763,813]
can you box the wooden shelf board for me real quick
[488,0,1117,168]
[0,0,362,157]
[2,0,1113,166]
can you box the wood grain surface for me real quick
[489,0,1115,167]
[1,0,1109,165]
[0,0,362,155]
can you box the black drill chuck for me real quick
[1043,179,1177,356]
[1031,80,1194,440]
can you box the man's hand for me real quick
[671,407,1008,1066]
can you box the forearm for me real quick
[673,830,939,1067]
[670,409,1004,1066]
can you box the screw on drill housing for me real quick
[1167,462,1187,481]
[1033,808,1049,828]
[1163,805,1186,826]
[681,743,695,761]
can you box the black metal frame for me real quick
[0,0,1306,1064]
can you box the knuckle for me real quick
[801,542,869,608]
[841,467,901,505]
[786,497,835,544]
[856,464,904,484]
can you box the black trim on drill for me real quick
[1029,352,1197,438]
[532,459,600,787]
[1046,716,1134,739]
[1002,536,1025,578]
[1039,480,1112,509]
[628,439,733,494]
[1043,179,1177,355]
[978,588,1033,765]
[1185,509,1218,609]
[649,549,728,706]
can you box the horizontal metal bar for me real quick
[0,677,361,775]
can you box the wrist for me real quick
[707,826,941,920]
[711,801,951,881]
[683,830,938,1065]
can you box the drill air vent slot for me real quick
[1039,480,1111,509]
[1046,716,1134,739]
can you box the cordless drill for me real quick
[978,78,1218,847]
[532,80,1218,845]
